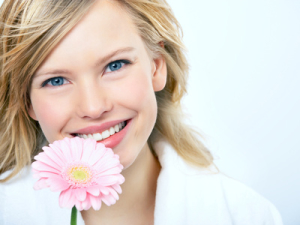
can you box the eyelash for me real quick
[41,59,132,87]
[41,77,69,87]
[105,59,131,73]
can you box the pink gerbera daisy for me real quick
[32,137,125,211]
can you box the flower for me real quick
[32,137,125,211]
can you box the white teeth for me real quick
[78,121,126,141]
[93,133,102,141]
[109,127,115,135]
[114,124,119,132]
[101,130,110,139]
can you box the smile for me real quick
[75,121,127,141]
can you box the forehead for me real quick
[38,0,141,71]
[69,0,137,43]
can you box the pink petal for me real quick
[81,139,97,161]
[80,144,94,163]
[34,153,61,171]
[98,167,122,177]
[108,195,117,205]
[75,188,87,201]
[99,149,114,161]
[104,194,116,205]
[33,178,49,190]
[101,194,116,206]
[43,146,65,167]
[99,186,110,195]
[32,172,40,179]
[95,142,106,150]
[117,174,125,184]
[81,195,92,210]
[96,151,118,164]
[86,186,101,196]
[59,189,71,207]
[93,157,120,172]
[58,139,73,162]
[89,195,102,210]
[94,143,108,157]
[101,197,110,206]
[88,147,107,166]
[112,184,122,194]
[36,171,61,179]
[68,191,77,208]
[48,143,67,162]
[96,176,119,186]
[75,200,84,211]
[118,164,124,170]
[70,137,84,161]
[32,161,60,174]
[59,189,76,208]
[47,176,70,192]
[108,187,119,200]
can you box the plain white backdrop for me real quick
[168,0,300,224]
[1,0,299,224]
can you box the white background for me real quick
[168,0,300,224]
[1,0,299,224]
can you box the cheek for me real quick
[30,92,70,142]
[112,67,157,114]
[120,70,157,132]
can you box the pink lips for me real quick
[73,119,126,135]
[73,119,131,149]
[98,119,131,148]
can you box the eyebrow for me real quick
[94,47,136,68]
[35,47,136,77]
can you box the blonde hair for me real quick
[0,0,214,182]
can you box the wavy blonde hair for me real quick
[0,0,214,182]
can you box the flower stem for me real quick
[71,206,77,225]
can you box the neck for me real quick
[81,143,161,225]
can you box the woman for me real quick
[0,0,282,224]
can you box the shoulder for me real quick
[154,140,283,225]
[215,173,283,225]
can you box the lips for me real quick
[72,119,131,149]
[77,121,126,141]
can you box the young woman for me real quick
[0,0,282,224]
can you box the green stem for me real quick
[71,206,77,225]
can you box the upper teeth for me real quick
[78,121,125,141]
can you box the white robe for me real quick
[153,141,282,225]
[0,141,283,225]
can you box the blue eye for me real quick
[105,60,130,73]
[42,77,68,87]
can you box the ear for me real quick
[151,55,167,92]
[28,104,38,121]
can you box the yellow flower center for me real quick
[72,170,87,181]
[66,165,92,185]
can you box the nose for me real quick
[75,81,112,119]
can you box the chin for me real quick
[117,142,149,172]
[118,153,138,171]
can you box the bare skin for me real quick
[81,143,161,225]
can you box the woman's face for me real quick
[29,0,167,169]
